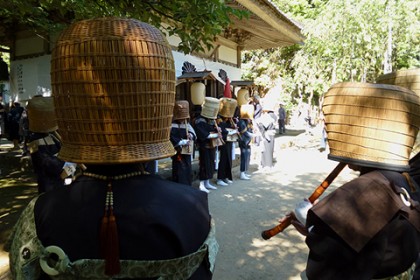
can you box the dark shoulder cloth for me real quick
[308,170,420,252]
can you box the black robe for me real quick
[305,170,420,279]
[34,164,213,279]
[194,116,218,181]
[237,119,252,173]
[217,119,234,181]
[28,132,65,193]
[170,122,196,186]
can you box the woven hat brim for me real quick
[58,140,176,164]
[328,153,409,172]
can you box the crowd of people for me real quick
[1,92,286,193]
[170,93,283,193]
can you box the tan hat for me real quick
[219,97,237,118]
[51,18,176,164]
[173,100,190,120]
[240,104,254,119]
[27,96,58,133]
[237,88,249,106]
[376,68,420,156]
[201,97,220,119]
[376,68,420,95]
[323,82,420,171]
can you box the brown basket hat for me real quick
[173,100,190,120]
[219,97,237,118]
[201,97,220,119]
[237,88,250,106]
[323,82,420,171]
[376,68,420,156]
[27,96,58,133]
[240,104,255,119]
[51,17,176,164]
[376,68,420,95]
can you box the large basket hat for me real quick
[323,82,420,171]
[201,97,220,119]
[51,17,176,164]
[173,100,190,120]
[240,104,255,119]
[27,96,58,133]
[219,97,237,118]
[376,68,420,156]
[237,88,250,106]
[376,68,420,95]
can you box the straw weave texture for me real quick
[240,104,254,119]
[323,82,420,171]
[376,68,420,156]
[376,68,420,95]
[51,18,176,164]
[27,96,58,133]
[201,97,220,119]
[173,100,190,120]
[219,98,237,118]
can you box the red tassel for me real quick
[99,182,121,276]
[104,209,120,276]
[99,214,109,258]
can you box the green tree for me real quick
[0,0,247,54]
[242,0,420,113]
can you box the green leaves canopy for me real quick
[0,0,247,54]
[242,0,420,108]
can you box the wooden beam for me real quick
[209,44,220,61]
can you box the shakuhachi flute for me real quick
[184,119,191,154]
[261,162,347,240]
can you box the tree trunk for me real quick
[383,0,394,74]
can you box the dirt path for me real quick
[208,144,357,280]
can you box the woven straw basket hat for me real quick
[201,97,220,119]
[323,82,420,171]
[376,68,420,156]
[376,68,420,95]
[219,97,237,118]
[173,100,190,120]
[51,18,176,164]
[27,96,58,133]
[240,104,255,119]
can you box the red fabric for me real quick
[224,78,232,98]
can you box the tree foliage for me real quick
[0,0,248,54]
[242,0,420,110]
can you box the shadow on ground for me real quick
[0,148,38,250]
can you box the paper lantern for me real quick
[191,82,205,105]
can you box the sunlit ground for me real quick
[209,135,358,280]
